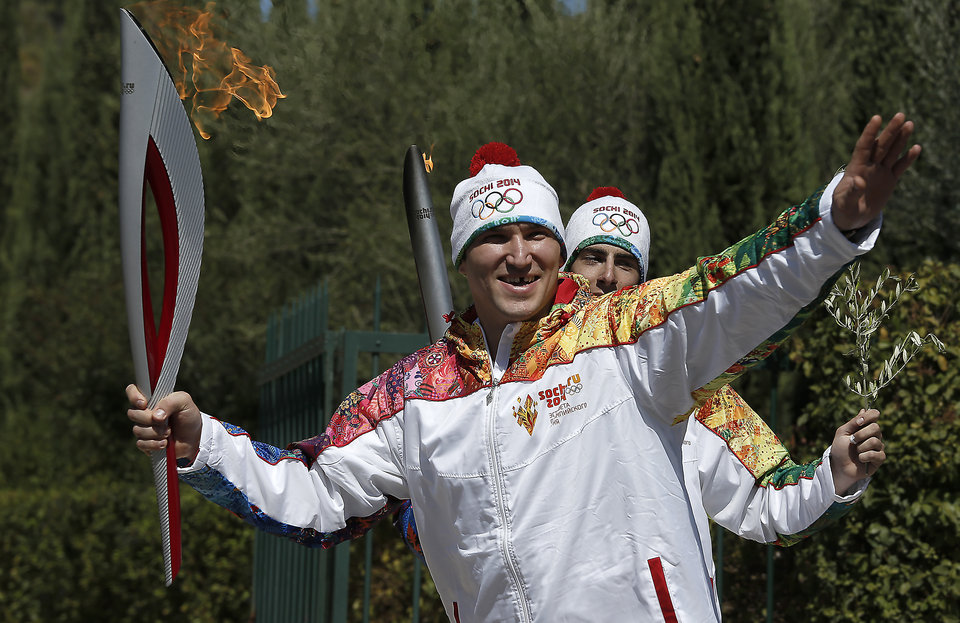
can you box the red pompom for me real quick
[586,186,626,201]
[469,142,521,176]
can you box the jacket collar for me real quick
[445,273,592,382]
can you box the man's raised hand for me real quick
[832,113,922,232]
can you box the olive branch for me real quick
[823,262,946,409]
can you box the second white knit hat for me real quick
[564,186,650,282]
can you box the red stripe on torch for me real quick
[141,134,183,580]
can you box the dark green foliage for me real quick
[719,261,959,622]
[780,260,960,621]
[0,481,251,622]
[0,0,956,620]
[0,1,18,198]
[888,1,960,265]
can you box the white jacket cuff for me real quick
[818,172,882,251]
[823,445,871,503]
[177,412,214,474]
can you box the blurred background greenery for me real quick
[0,0,956,620]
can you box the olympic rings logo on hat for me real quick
[592,211,641,236]
[471,188,524,220]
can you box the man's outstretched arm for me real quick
[126,375,408,548]
[617,114,920,423]
[696,402,885,546]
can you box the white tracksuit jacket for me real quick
[680,386,870,620]
[181,175,877,621]
[390,385,871,617]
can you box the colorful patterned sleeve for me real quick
[178,357,413,548]
[692,385,866,546]
[181,423,404,548]
[393,499,426,563]
[598,175,875,424]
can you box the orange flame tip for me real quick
[422,143,435,174]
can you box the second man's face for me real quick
[459,223,563,337]
[568,243,642,295]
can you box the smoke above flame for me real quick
[128,1,285,139]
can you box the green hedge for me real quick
[719,260,959,621]
[0,479,252,623]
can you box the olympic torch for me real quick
[403,145,453,341]
[119,8,205,586]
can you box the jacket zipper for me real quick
[478,323,532,621]
[485,379,533,622]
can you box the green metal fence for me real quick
[253,279,429,623]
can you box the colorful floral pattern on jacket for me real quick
[291,186,829,464]
[269,187,835,548]
[694,385,826,491]
[696,385,791,480]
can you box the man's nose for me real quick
[597,261,617,287]
[505,236,532,266]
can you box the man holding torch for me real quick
[394,186,887,583]
[128,114,917,621]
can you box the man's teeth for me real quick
[504,276,536,285]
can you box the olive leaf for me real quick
[824,262,947,408]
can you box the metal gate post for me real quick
[256,278,431,622]
[255,282,331,623]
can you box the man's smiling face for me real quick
[458,223,563,342]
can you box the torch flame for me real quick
[422,143,435,174]
[128,1,285,139]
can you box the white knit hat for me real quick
[563,187,650,282]
[449,142,565,266]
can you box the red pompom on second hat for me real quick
[586,186,626,201]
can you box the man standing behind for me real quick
[128,115,916,622]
